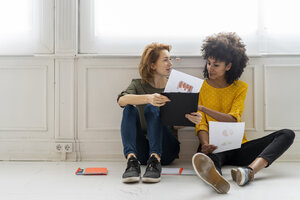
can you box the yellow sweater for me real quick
[196,80,248,144]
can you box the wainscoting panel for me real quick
[264,65,300,130]
[77,58,140,139]
[0,57,299,161]
[0,58,54,139]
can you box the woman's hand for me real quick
[201,144,217,155]
[149,93,170,107]
[185,112,202,125]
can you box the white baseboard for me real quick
[0,139,77,161]
[0,136,299,162]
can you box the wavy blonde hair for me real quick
[139,43,171,84]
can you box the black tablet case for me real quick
[160,93,199,127]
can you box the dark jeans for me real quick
[121,104,180,165]
[197,129,295,174]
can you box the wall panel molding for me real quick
[241,65,257,131]
[77,59,139,139]
[264,65,300,130]
[55,59,75,139]
[0,66,48,131]
[1,56,300,161]
[0,58,54,140]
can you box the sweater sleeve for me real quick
[117,79,138,106]
[195,110,208,135]
[195,92,208,135]
[228,84,248,122]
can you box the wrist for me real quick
[146,94,152,104]
[200,106,206,113]
[198,105,205,112]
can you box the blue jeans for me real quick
[121,104,180,165]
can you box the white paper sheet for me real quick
[161,168,196,175]
[209,121,245,153]
[164,69,204,93]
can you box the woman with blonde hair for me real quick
[117,43,201,183]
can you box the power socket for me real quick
[55,143,72,153]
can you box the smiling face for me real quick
[206,57,232,81]
[151,49,172,77]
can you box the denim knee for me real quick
[123,105,139,117]
[144,104,160,119]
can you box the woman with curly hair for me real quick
[192,32,295,194]
[117,43,201,183]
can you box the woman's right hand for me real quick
[201,144,217,155]
[149,93,170,107]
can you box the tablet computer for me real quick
[160,92,199,127]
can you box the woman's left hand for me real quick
[185,112,202,125]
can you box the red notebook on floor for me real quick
[75,167,108,175]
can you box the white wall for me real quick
[0,0,299,161]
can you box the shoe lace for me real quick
[126,157,139,171]
[146,156,159,172]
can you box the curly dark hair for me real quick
[202,32,249,84]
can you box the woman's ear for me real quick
[151,63,156,70]
[225,63,232,71]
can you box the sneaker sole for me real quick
[192,153,230,194]
[142,177,161,183]
[231,168,237,182]
[122,176,140,183]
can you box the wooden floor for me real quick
[0,160,299,200]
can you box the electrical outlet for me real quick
[55,143,63,152]
[55,143,72,153]
[64,143,72,152]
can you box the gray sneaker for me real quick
[231,167,254,186]
[122,156,141,183]
[142,155,161,183]
[192,153,230,194]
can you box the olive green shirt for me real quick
[117,79,178,138]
